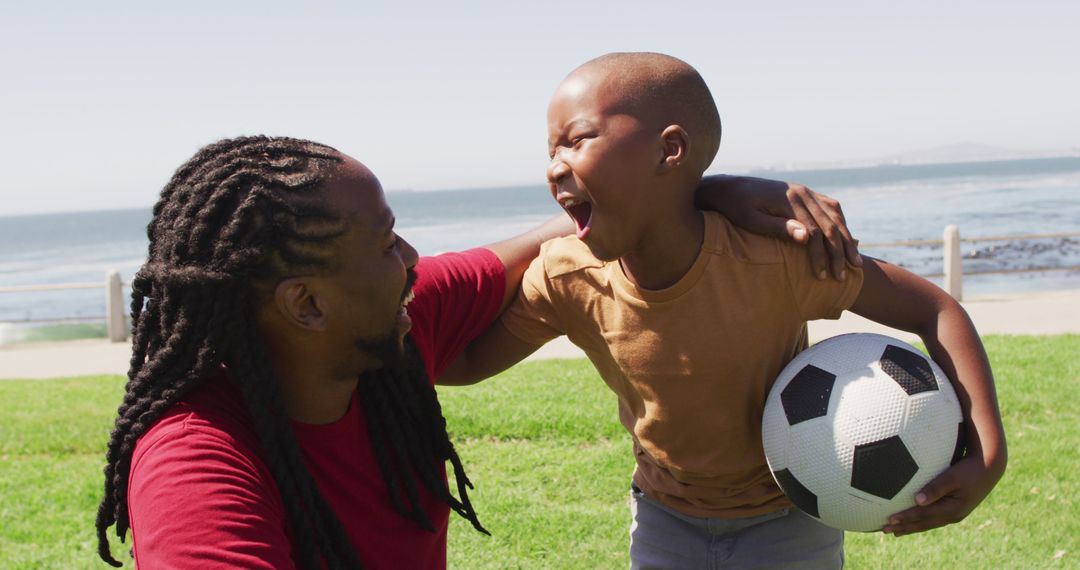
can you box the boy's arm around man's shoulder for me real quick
[437,319,545,385]
[849,258,1008,536]
[437,228,562,386]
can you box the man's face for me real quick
[546,67,660,262]
[319,156,420,370]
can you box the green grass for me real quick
[0,336,1076,568]
[0,322,110,346]
[0,375,127,567]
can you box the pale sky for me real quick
[1,0,1077,216]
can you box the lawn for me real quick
[0,335,1075,568]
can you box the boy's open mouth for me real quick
[562,198,593,239]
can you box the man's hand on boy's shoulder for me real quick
[881,450,1006,537]
[695,175,863,281]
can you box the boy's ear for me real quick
[658,125,690,173]
[273,277,329,332]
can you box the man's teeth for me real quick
[402,289,415,307]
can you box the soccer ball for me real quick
[761,333,965,532]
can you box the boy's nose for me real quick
[547,157,570,184]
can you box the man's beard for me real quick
[354,268,420,370]
[357,335,428,387]
[354,332,409,370]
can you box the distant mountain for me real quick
[880,142,1075,165]
[725,142,1079,175]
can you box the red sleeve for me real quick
[407,247,506,380]
[128,417,295,569]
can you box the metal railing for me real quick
[0,270,127,342]
[860,228,1080,301]
[1,227,1078,341]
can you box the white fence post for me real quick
[106,270,127,342]
[943,225,963,302]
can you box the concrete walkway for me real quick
[2,289,1078,380]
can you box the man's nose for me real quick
[398,235,419,269]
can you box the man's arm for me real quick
[696,174,862,280]
[483,176,861,306]
[849,259,1007,536]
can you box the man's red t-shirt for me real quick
[126,248,505,569]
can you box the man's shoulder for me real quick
[538,236,606,279]
[133,373,263,469]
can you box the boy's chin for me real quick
[582,238,622,263]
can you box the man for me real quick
[95,135,857,568]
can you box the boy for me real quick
[95,136,857,568]
[442,53,1007,568]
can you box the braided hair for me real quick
[95,136,486,569]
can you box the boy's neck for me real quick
[619,204,704,291]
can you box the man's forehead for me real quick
[322,175,393,240]
[343,201,393,234]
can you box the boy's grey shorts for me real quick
[630,483,844,569]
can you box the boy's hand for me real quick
[881,452,1004,537]
[695,175,862,280]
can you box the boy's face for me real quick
[546,67,661,262]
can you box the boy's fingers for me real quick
[882,467,970,535]
[882,497,963,536]
[914,468,960,507]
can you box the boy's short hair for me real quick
[575,52,722,173]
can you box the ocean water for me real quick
[1,157,1078,339]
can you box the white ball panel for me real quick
[801,333,895,377]
[817,491,889,532]
[903,395,961,467]
[833,373,908,448]
[789,419,850,496]
[761,397,792,471]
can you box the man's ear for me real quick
[273,278,328,332]
[658,125,690,173]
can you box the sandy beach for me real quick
[1,288,1078,380]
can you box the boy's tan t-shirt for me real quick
[500,211,864,519]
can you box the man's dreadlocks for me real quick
[95,135,485,569]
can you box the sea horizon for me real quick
[4,154,1079,220]
[1,155,1078,341]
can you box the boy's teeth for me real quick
[564,198,578,207]
[402,290,415,306]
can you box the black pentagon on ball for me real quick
[781,365,836,426]
[880,345,938,395]
[851,435,919,499]
[774,469,819,518]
